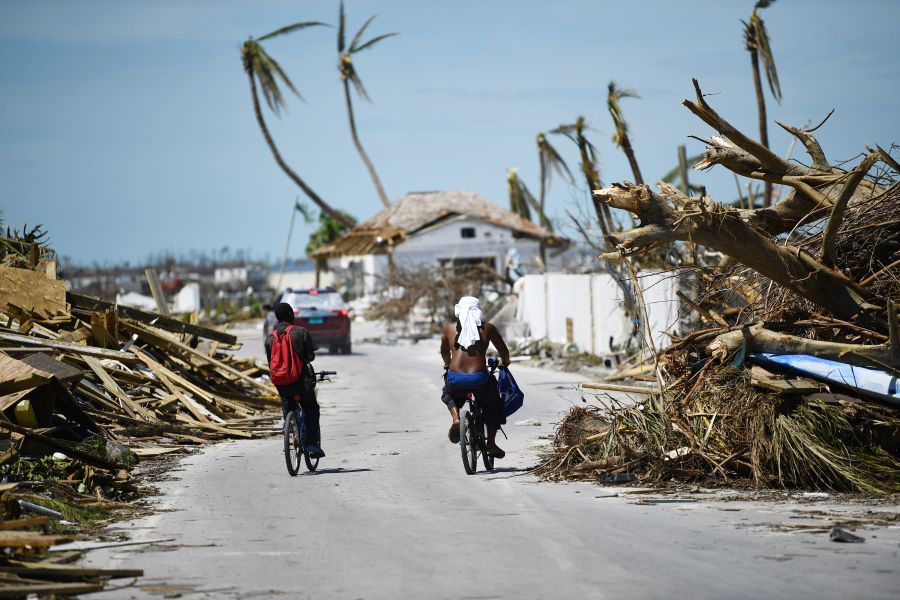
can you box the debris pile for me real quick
[536,81,900,494]
[0,228,277,594]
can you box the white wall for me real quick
[266,270,334,292]
[515,271,680,355]
[396,215,548,273]
[214,267,247,285]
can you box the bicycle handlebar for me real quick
[317,370,337,381]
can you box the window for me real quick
[460,227,476,239]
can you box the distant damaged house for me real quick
[310,191,572,294]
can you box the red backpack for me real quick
[269,325,303,385]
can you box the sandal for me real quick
[487,444,506,459]
[448,422,461,444]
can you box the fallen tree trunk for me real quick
[707,323,898,370]
[593,182,871,320]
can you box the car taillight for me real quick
[331,309,349,317]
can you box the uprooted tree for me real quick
[537,78,900,493]
[595,79,898,368]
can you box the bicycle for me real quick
[460,358,500,475]
[284,369,336,476]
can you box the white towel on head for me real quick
[454,296,482,350]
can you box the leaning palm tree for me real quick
[241,23,353,227]
[551,117,615,240]
[743,0,782,206]
[337,1,397,209]
[607,81,644,185]
[506,168,538,223]
[536,131,573,231]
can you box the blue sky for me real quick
[1,0,898,265]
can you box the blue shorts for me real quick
[441,370,505,427]
[446,370,491,388]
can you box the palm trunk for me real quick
[343,80,391,208]
[537,164,548,272]
[620,134,644,185]
[750,49,773,207]
[246,74,353,228]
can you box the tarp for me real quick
[749,353,900,408]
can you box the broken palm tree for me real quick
[537,79,900,494]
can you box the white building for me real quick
[266,259,335,293]
[311,191,572,295]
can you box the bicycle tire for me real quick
[481,420,494,472]
[284,412,301,476]
[460,410,476,475]
[305,452,319,472]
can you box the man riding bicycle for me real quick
[440,296,510,459]
[265,302,325,459]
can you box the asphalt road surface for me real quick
[85,325,900,599]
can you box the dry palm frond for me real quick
[536,369,900,494]
[743,6,782,103]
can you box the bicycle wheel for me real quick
[284,412,301,476]
[304,451,319,472]
[480,419,494,472]
[460,410,477,475]
[298,411,319,472]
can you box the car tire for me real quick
[342,342,352,355]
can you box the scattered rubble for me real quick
[0,229,277,595]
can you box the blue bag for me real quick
[498,367,524,417]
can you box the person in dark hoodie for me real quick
[265,302,324,458]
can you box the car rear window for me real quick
[281,291,346,310]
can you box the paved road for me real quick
[86,327,900,599]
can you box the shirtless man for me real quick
[439,296,511,458]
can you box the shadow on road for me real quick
[303,467,374,476]
[483,466,529,474]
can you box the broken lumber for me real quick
[0,331,138,362]
[67,291,237,344]
[582,383,661,395]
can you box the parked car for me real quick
[273,288,352,354]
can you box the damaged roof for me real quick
[311,190,564,259]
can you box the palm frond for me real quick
[752,12,782,103]
[607,81,641,146]
[242,40,300,114]
[347,63,371,101]
[256,20,330,42]
[506,169,532,222]
[537,133,574,186]
[294,200,316,225]
[352,32,398,54]
[337,1,346,52]
[348,14,378,52]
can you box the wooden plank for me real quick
[128,348,210,424]
[0,331,138,362]
[0,517,51,530]
[0,531,71,548]
[174,414,253,438]
[67,291,237,344]
[123,321,273,397]
[81,355,144,420]
[581,382,661,394]
[4,559,143,578]
[0,266,67,317]
[0,373,50,396]
[751,376,823,394]
[0,581,104,596]
[144,268,171,316]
